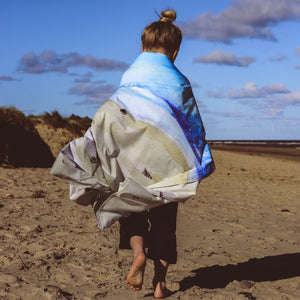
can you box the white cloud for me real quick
[194,50,255,67]
[213,110,253,119]
[180,0,300,43]
[282,91,300,106]
[73,71,94,83]
[260,107,284,119]
[69,83,117,104]
[18,50,128,74]
[74,78,91,83]
[268,54,287,62]
[259,93,300,119]
[0,75,19,81]
[206,82,300,120]
[228,82,289,98]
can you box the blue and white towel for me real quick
[51,52,215,229]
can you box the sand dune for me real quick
[0,149,299,299]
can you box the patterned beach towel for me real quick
[50,52,215,229]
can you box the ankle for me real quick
[153,278,166,287]
[133,250,146,260]
[159,259,168,268]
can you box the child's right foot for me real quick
[126,252,146,291]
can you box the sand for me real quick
[0,149,299,299]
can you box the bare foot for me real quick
[153,281,172,299]
[126,252,146,291]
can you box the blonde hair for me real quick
[141,9,182,57]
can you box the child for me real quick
[51,9,214,299]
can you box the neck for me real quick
[141,47,177,63]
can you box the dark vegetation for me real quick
[0,107,91,167]
[0,107,54,167]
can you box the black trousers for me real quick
[119,202,178,264]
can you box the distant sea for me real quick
[209,140,300,149]
[208,140,300,161]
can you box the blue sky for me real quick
[1,0,300,140]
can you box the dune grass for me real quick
[0,107,93,167]
[28,110,92,136]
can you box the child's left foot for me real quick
[153,281,172,299]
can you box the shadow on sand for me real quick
[179,252,300,291]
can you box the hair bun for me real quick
[159,9,176,23]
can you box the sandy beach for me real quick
[0,148,299,299]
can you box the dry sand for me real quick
[0,149,299,299]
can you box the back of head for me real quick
[141,9,182,58]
